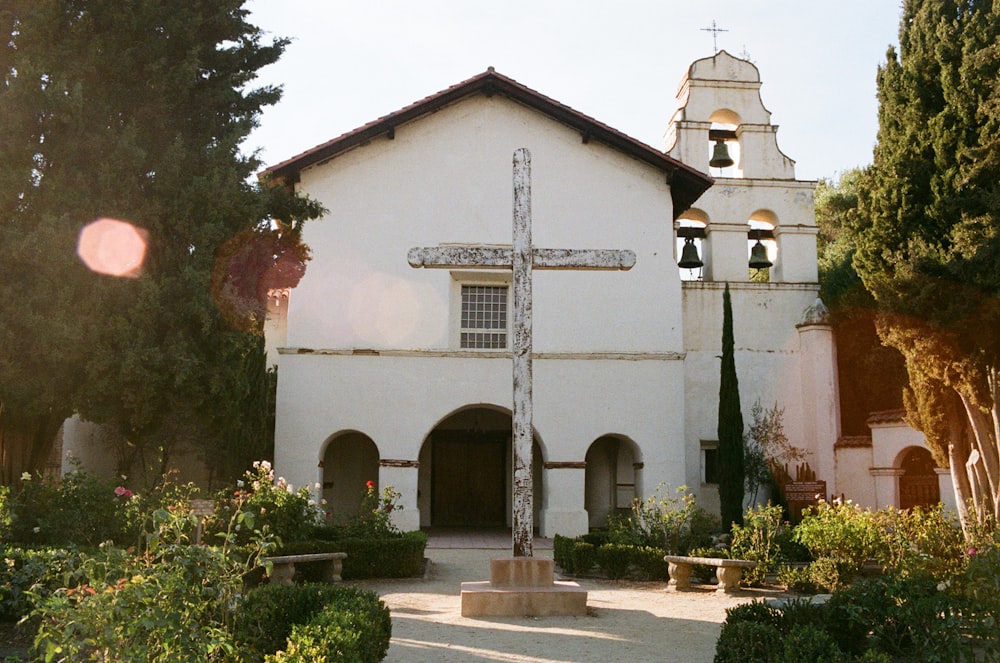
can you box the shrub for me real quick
[8,471,140,547]
[265,588,390,663]
[780,623,848,663]
[731,502,790,585]
[552,534,576,573]
[775,564,819,594]
[631,546,669,580]
[793,499,881,584]
[0,545,114,621]
[209,461,321,547]
[572,541,597,576]
[713,620,781,663]
[234,583,385,660]
[872,504,964,579]
[609,484,717,554]
[277,530,427,580]
[29,494,273,663]
[595,543,633,579]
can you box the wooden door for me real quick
[432,432,506,527]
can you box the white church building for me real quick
[53,52,953,533]
[259,50,882,537]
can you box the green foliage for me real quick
[713,619,781,663]
[853,0,1000,532]
[0,0,323,484]
[7,471,137,547]
[345,482,404,539]
[610,484,715,554]
[29,501,274,663]
[209,461,321,547]
[776,564,821,595]
[793,500,882,584]
[264,589,390,663]
[280,530,427,580]
[234,583,388,662]
[717,283,745,530]
[731,503,791,585]
[595,543,633,580]
[780,624,849,663]
[552,536,597,576]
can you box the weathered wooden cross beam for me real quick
[408,148,635,557]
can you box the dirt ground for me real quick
[348,548,789,663]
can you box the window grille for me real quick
[460,285,508,349]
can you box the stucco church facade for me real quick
[53,52,952,531]
[259,51,861,537]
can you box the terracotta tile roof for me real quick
[260,68,713,219]
[866,409,907,425]
[835,436,872,448]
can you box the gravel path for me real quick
[347,548,786,663]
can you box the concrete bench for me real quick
[663,555,756,593]
[262,552,347,586]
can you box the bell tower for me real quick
[665,50,817,284]
[668,51,841,509]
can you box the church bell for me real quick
[677,237,703,269]
[709,139,734,169]
[749,240,772,269]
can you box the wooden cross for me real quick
[408,148,635,557]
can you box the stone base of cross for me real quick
[409,148,635,556]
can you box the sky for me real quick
[244,1,904,183]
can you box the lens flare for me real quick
[77,217,148,278]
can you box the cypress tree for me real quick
[717,283,745,530]
[854,0,1000,533]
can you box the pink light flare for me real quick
[77,217,149,278]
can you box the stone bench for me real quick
[262,552,347,586]
[663,555,757,594]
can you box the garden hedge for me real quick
[277,529,427,580]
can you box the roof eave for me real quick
[260,69,713,219]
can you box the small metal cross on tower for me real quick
[701,20,728,52]
[408,148,635,557]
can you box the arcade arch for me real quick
[320,431,380,524]
[584,435,641,529]
[417,405,544,529]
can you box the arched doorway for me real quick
[321,432,379,524]
[419,406,542,528]
[898,447,940,510]
[585,435,640,529]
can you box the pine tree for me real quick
[717,283,745,530]
[855,0,1000,533]
[0,1,321,483]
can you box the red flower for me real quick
[366,480,375,490]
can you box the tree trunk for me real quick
[0,411,61,485]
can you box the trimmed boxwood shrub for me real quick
[264,592,391,663]
[233,583,388,661]
[277,530,427,580]
[596,543,633,579]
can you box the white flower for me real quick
[20,472,31,482]
[32,527,40,534]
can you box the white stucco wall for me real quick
[274,94,690,537]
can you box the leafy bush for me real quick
[552,534,575,573]
[714,619,781,663]
[234,583,387,661]
[8,471,141,548]
[630,545,669,580]
[731,502,789,585]
[595,543,633,579]
[776,564,820,594]
[608,484,717,554]
[278,530,427,580]
[793,499,881,584]
[29,494,273,662]
[0,546,113,621]
[264,588,390,663]
[209,461,321,547]
[780,623,848,663]
[871,504,964,579]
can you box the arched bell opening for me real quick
[748,210,778,282]
[676,208,708,282]
[708,109,742,177]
